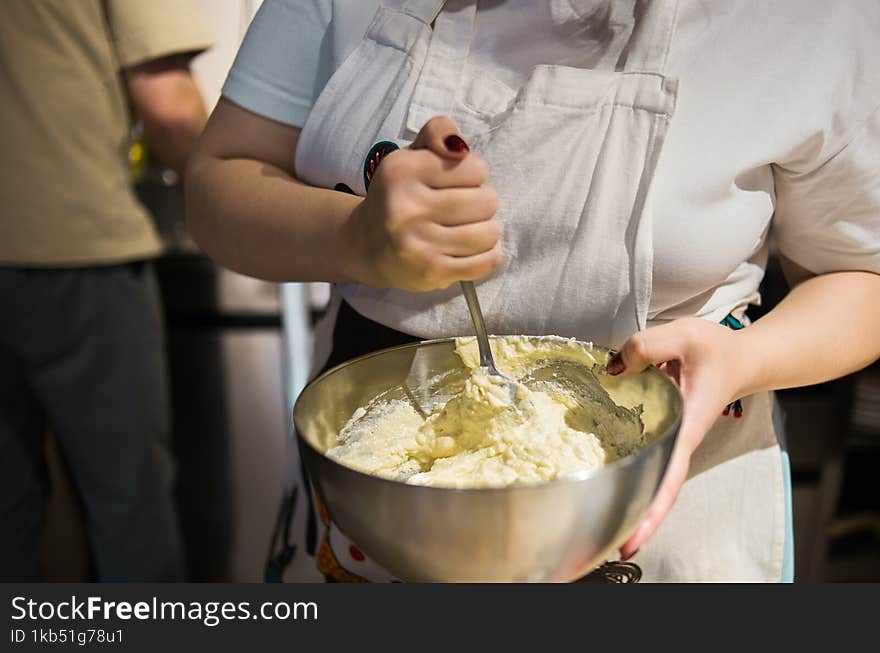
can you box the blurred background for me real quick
[29,0,879,583]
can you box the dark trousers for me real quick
[0,263,184,580]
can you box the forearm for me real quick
[185,155,364,283]
[736,270,880,397]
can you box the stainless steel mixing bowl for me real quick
[294,337,682,582]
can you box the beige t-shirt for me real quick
[0,0,213,266]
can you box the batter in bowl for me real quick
[326,336,648,488]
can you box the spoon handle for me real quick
[460,280,496,371]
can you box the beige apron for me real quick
[290,0,786,582]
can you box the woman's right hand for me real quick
[343,117,501,292]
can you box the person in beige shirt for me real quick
[0,0,212,580]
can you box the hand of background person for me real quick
[125,53,207,176]
[345,117,501,292]
[608,317,750,560]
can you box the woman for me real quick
[186,0,880,582]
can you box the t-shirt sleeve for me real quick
[105,0,213,68]
[221,0,332,128]
[772,104,880,275]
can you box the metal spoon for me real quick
[459,280,520,402]
[404,281,520,415]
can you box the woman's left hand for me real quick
[608,317,751,561]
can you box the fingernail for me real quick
[443,134,469,152]
[619,547,639,562]
[606,353,625,376]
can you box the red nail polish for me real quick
[606,353,625,376]
[443,134,469,152]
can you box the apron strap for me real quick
[401,0,448,24]
[622,0,680,74]
[405,0,678,134]
[404,0,477,135]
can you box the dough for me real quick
[326,336,648,488]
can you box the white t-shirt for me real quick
[223,0,880,323]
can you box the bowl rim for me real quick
[293,336,683,495]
